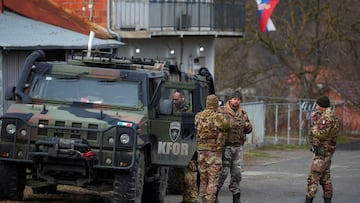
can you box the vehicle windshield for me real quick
[28,74,141,107]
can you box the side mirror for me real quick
[160,99,173,115]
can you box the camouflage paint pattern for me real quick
[306,107,339,199]
[0,50,216,202]
[3,102,145,168]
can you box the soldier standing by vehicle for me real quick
[195,94,229,203]
[172,90,199,203]
[217,90,253,203]
[304,96,339,203]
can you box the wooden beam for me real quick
[4,0,113,39]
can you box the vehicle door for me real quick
[150,83,200,167]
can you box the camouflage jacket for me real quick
[220,101,253,146]
[173,102,190,113]
[195,108,229,151]
[310,107,339,154]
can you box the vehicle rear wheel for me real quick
[113,150,145,203]
[0,161,25,201]
[166,167,181,195]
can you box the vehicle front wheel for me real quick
[113,150,145,203]
[0,161,25,201]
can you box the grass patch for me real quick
[337,135,357,144]
[255,135,358,151]
[256,144,310,151]
[243,144,309,160]
[243,135,359,160]
[244,151,269,158]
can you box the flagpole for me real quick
[315,0,320,71]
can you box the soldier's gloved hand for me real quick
[188,159,197,172]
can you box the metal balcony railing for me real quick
[111,0,245,33]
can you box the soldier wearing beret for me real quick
[304,96,339,203]
[195,94,230,203]
[217,90,252,203]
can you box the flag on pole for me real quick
[256,0,279,32]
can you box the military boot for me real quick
[233,193,240,203]
[304,196,313,203]
[324,197,331,203]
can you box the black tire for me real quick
[166,167,181,195]
[142,167,169,203]
[0,161,25,201]
[32,185,57,194]
[113,150,145,203]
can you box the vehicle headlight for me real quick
[6,123,16,135]
[119,133,130,144]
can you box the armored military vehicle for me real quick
[0,50,215,202]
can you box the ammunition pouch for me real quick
[311,157,326,172]
[310,145,326,156]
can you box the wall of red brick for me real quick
[52,0,108,27]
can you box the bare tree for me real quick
[215,0,360,99]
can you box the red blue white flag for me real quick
[256,0,279,32]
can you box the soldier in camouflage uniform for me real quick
[217,91,252,203]
[195,94,229,203]
[304,96,339,203]
[172,90,199,203]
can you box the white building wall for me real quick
[116,36,215,76]
[0,50,3,115]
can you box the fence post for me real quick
[275,104,278,144]
[287,104,291,144]
[298,100,302,145]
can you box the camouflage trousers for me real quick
[306,154,334,199]
[218,145,243,195]
[176,159,199,202]
[198,150,222,203]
